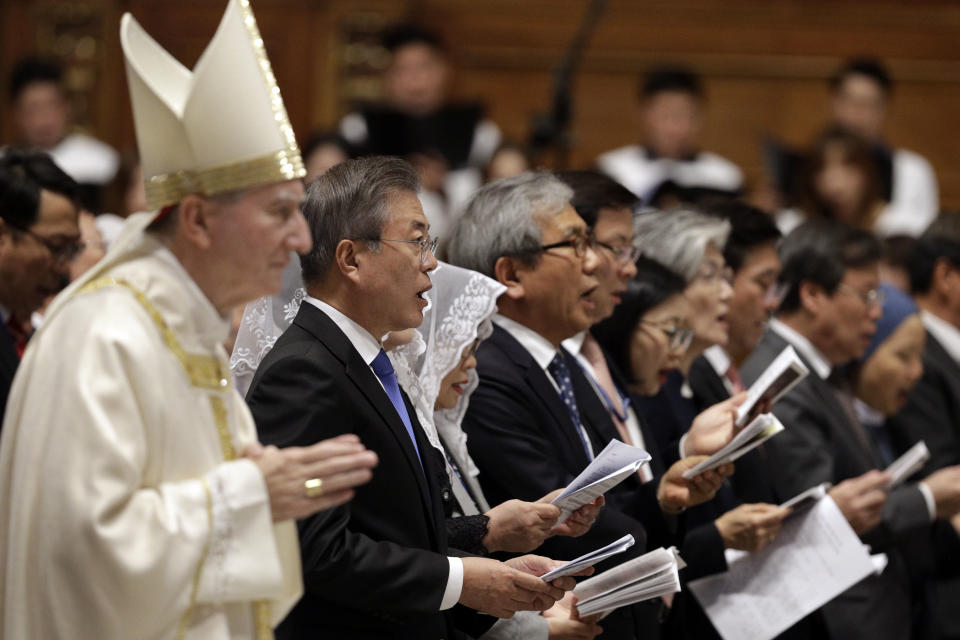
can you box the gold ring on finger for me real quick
[304,478,324,498]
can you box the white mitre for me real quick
[121,0,305,212]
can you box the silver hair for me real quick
[448,172,574,277]
[633,207,731,281]
[300,156,420,285]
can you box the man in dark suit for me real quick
[247,157,571,640]
[888,212,960,636]
[741,220,938,640]
[449,172,732,640]
[0,149,80,426]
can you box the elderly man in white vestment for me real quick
[0,1,379,638]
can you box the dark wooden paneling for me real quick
[3,0,959,208]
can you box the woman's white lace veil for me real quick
[390,262,507,498]
[230,253,308,397]
[230,257,504,477]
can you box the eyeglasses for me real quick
[837,283,886,308]
[369,236,439,265]
[696,264,734,289]
[596,241,641,265]
[536,232,597,259]
[641,320,695,352]
[16,228,85,264]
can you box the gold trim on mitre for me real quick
[145,148,305,210]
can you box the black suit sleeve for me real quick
[248,348,451,617]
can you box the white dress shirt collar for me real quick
[561,330,587,358]
[494,313,559,372]
[304,296,382,365]
[922,310,960,363]
[702,344,731,377]
[769,317,832,380]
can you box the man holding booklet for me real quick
[741,220,954,640]
[450,173,735,639]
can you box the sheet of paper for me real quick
[540,534,635,581]
[737,345,810,427]
[884,441,930,489]
[687,496,875,640]
[552,440,651,522]
[683,413,785,478]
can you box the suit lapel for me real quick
[762,331,879,471]
[293,304,438,533]
[491,326,591,469]
[0,323,18,379]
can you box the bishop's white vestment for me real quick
[0,213,302,639]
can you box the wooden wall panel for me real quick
[2,0,959,209]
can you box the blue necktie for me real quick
[370,349,424,474]
[547,353,594,461]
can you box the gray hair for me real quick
[633,207,731,281]
[448,172,573,277]
[300,156,420,285]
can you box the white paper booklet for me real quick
[884,441,930,489]
[552,440,651,523]
[540,534,636,582]
[573,546,684,617]
[682,413,785,478]
[687,495,875,640]
[780,482,832,518]
[737,345,809,427]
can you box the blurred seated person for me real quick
[596,67,743,204]
[778,127,887,235]
[8,57,119,211]
[302,131,353,184]
[485,142,533,183]
[769,58,937,236]
[830,58,938,235]
[0,148,80,423]
[340,23,501,235]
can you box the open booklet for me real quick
[551,440,651,524]
[540,534,635,582]
[736,345,809,427]
[682,413,785,478]
[573,546,684,618]
[884,440,930,489]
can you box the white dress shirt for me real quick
[496,315,593,454]
[304,296,463,610]
[768,318,832,380]
[922,310,960,364]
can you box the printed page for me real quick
[552,440,651,522]
[687,496,875,640]
[540,534,635,581]
[682,414,785,478]
[737,345,809,426]
[884,441,930,489]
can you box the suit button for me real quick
[442,489,451,501]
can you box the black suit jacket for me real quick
[463,324,655,639]
[888,330,960,475]
[740,328,928,640]
[247,302,484,640]
[0,321,18,433]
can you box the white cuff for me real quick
[679,433,690,459]
[918,481,937,522]
[440,557,464,610]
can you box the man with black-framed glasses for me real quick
[0,148,80,422]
